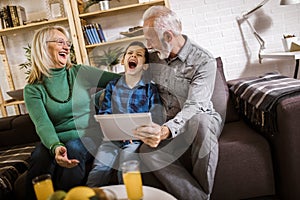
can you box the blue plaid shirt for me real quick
[99,76,163,124]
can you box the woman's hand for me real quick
[54,146,79,168]
[133,123,170,148]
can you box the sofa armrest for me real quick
[227,75,300,199]
[276,94,300,137]
[272,94,300,199]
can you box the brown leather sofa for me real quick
[1,57,299,199]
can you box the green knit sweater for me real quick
[24,64,121,152]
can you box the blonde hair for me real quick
[27,26,72,84]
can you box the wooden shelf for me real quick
[86,35,144,49]
[77,0,168,65]
[3,99,25,107]
[0,98,24,117]
[79,0,165,19]
[0,18,69,36]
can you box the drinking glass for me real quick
[121,160,143,200]
[32,174,54,200]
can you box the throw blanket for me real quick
[230,73,300,134]
[0,144,36,200]
[231,73,300,111]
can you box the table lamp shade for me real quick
[280,0,300,5]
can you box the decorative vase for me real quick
[99,1,110,11]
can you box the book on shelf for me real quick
[85,24,96,44]
[0,5,26,28]
[82,23,106,45]
[90,24,101,44]
[95,23,106,42]
[82,26,91,45]
[16,5,27,25]
[9,5,20,27]
[2,6,13,28]
[0,8,4,29]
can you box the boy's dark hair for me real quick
[124,41,149,63]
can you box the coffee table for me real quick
[101,185,177,200]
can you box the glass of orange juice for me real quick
[32,174,54,200]
[121,160,143,200]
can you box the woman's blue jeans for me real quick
[25,137,93,200]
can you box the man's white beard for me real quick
[157,39,172,60]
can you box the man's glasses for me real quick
[47,39,72,48]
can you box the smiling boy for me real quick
[86,41,163,186]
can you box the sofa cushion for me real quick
[212,121,275,199]
[0,116,17,131]
[0,115,39,148]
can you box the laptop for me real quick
[94,113,152,141]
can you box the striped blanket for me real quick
[231,73,300,111]
[230,73,300,134]
[0,144,36,200]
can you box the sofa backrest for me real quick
[211,57,240,124]
[0,114,39,148]
[211,57,229,126]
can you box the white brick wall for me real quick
[169,0,300,80]
[1,0,300,117]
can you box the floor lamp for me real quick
[237,0,300,63]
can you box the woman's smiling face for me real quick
[47,29,70,68]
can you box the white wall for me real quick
[1,0,300,117]
[169,0,300,80]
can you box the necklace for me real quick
[43,69,72,103]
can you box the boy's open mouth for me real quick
[128,61,137,69]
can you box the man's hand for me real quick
[134,123,171,148]
[54,146,79,168]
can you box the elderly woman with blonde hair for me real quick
[23,26,120,199]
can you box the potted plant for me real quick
[91,46,124,72]
[19,44,32,79]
